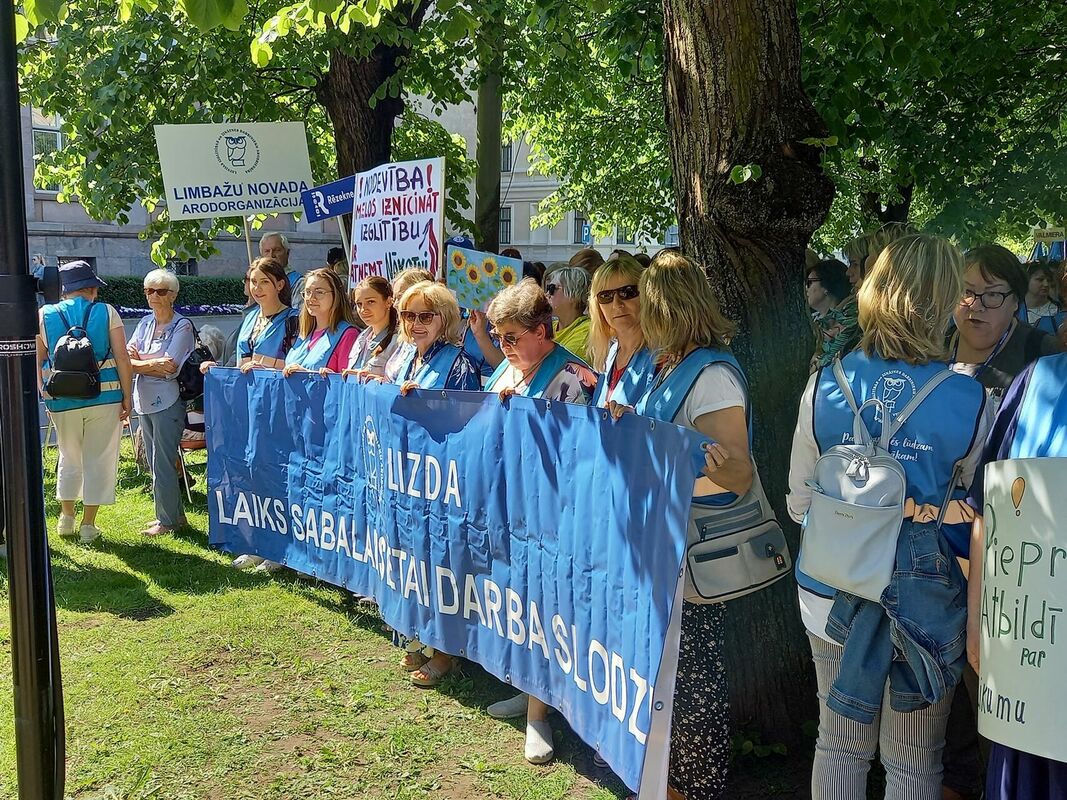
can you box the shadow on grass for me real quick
[100,537,265,598]
[49,549,175,620]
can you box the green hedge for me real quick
[99,276,245,309]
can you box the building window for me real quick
[32,110,63,193]
[167,258,199,276]
[664,224,680,247]
[574,212,589,245]
[499,206,512,246]
[616,227,636,246]
[501,142,513,173]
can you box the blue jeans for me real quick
[139,399,186,527]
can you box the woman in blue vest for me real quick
[36,260,133,544]
[325,275,399,381]
[126,269,196,537]
[199,258,298,376]
[787,234,994,800]
[382,268,434,384]
[966,353,1067,800]
[1017,263,1066,336]
[281,269,358,376]
[588,253,656,408]
[392,281,481,394]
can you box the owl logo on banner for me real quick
[214,128,261,175]
[362,415,385,508]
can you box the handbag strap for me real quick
[888,369,955,439]
[831,359,888,450]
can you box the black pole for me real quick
[0,4,65,799]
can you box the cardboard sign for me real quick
[446,246,522,310]
[1032,227,1066,244]
[300,175,356,223]
[349,158,445,285]
[979,458,1067,762]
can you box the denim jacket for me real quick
[824,519,967,724]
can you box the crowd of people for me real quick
[33,223,1067,800]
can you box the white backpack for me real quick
[797,360,957,602]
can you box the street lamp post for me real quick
[0,2,66,798]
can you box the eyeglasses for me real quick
[596,285,640,304]
[804,279,820,287]
[545,284,561,297]
[144,287,171,296]
[490,328,532,347]
[960,289,1011,310]
[302,288,333,300]
[399,310,440,325]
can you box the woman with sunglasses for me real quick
[806,258,858,371]
[482,277,597,765]
[281,268,358,376]
[544,264,593,363]
[391,281,481,395]
[589,254,656,407]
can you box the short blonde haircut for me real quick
[588,254,645,371]
[143,268,179,294]
[298,268,357,338]
[858,234,963,364]
[397,280,463,346]
[487,278,555,339]
[639,251,734,362]
[392,268,434,299]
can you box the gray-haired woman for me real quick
[544,263,592,363]
[127,269,196,536]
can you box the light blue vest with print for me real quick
[42,297,123,412]
[593,343,657,409]
[799,350,986,595]
[1009,353,1067,459]
[284,321,354,370]
[391,341,465,390]
[236,306,296,362]
[484,343,587,399]
[1017,304,1067,336]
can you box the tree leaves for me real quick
[24,0,67,27]
[14,13,30,42]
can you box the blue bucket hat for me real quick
[59,260,107,293]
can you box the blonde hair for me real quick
[487,278,554,339]
[639,251,734,362]
[298,268,356,338]
[588,254,645,371]
[397,280,463,346]
[392,268,434,299]
[858,234,963,364]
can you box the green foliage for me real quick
[98,275,246,308]
[731,729,789,760]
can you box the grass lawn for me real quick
[0,442,809,799]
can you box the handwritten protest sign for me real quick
[349,157,445,285]
[979,458,1067,761]
[447,246,522,310]
[155,123,312,221]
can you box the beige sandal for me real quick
[401,651,430,672]
[410,656,453,688]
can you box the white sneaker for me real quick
[487,693,529,720]
[79,524,102,544]
[254,559,283,574]
[232,554,264,570]
[57,514,76,538]
[525,719,555,764]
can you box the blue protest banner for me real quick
[300,175,356,222]
[205,369,705,792]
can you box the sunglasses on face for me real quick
[805,278,820,287]
[144,287,171,296]
[490,328,532,347]
[400,310,440,325]
[596,284,640,304]
[545,284,561,297]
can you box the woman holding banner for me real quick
[604,250,752,800]
[588,254,656,408]
[392,281,482,394]
[281,269,358,376]
[325,275,400,381]
[384,269,435,384]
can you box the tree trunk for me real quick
[474,62,503,252]
[314,2,429,178]
[862,182,914,225]
[661,0,835,746]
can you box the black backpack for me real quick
[45,303,109,400]
[177,319,214,402]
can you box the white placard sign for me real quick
[1032,226,1066,244]
[154,123,313,221]
[979,458,1067,762]
[349,157,445,285]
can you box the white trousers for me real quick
[52,403,122,506]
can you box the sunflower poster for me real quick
[446,246,522,310]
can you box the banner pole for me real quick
[337,216,351,267]
[242,217,254,264]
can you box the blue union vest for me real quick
[1009,354,1067,459]
[799,349,986,596]
[284,321,354,370]
[592,343,657,408]
[1017,304,1066,337]
[391,340,466,389]
[42,297,123,412]
[236,306,297,362]
[485,343,587,399]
